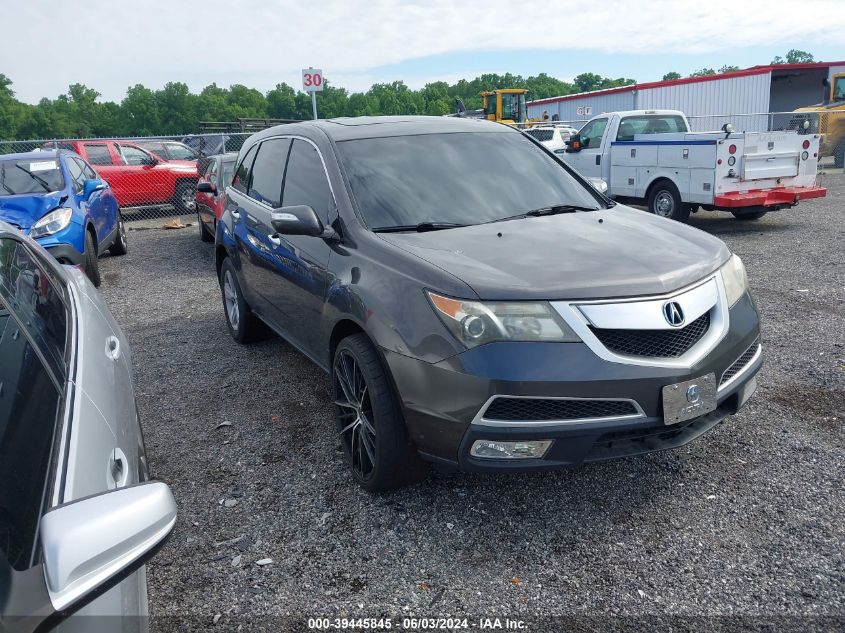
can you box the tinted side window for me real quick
[120,146,153,166]
[0,239,67,381]
[248,139,291,208]
[232,144,258,194]
[83,144,113,166]
[282,140,334,222]
[0,250,62,570]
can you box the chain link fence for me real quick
[1,110,842,225]
[0,133,253,222]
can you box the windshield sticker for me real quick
[29,161,58,172]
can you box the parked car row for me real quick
[0,150,128,286]
[0,114,771,630]
[48,140,199,213]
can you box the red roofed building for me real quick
[528,61,845,132]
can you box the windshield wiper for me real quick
[373,222,469,233]
[486,204,599,224]
[14,164,52,192]
[0,181,15,195]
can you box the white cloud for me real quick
[3,0,844,102]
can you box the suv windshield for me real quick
[336,131,601,230]
[0,159,64,195]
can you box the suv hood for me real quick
[379,205,731,300]
[0,192,66,230]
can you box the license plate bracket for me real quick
[662,373,717,425]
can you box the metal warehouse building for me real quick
[528,61,845,131]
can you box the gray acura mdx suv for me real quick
[215,116,762,491]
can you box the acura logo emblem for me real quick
[663,301,685,327]
[686,385,701,403]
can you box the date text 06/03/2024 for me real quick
[306,617,528,630]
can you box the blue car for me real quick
[0,150,127,286]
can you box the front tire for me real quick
[173,181,196,213]
[647,180,690,222]
[108,213,128,255]
[333,333,427,492]
[218,258,269,343]
[198,213,214,242]
[84,229,101,287]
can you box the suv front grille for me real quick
[720,338,760,386]
[590,311,710,358]
[482,397,639,422]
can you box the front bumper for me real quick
[41,242,84,266]
[383,292,762,473]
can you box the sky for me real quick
[2,0,845,104]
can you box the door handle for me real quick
[105,335,121,360]
[268,234,281,247]
[108,448,129,488]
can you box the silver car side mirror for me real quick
[587,177,609,194]
[40,481,177,612]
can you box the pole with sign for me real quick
[302,68,324,120]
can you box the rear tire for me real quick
[218,258,270,344]
[84,229,101,287]
[731,210,768,221]
[108,213,128,256]
[198,214,214,242]
[333,333,428,492]
[647,180,690,222]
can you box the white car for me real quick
[524,125,579,154]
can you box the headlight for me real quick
[427,291,580,348]
[30,207,73,239]
[720,254,748,306]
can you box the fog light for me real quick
[470,440,553,459]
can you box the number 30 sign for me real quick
[302,68,324,92]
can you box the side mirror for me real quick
[82,179,106,199]
[196,181,216,194]
[271,205,324,237]
[566,134,582,152]
[0,482,178,631]
[586,177,609,194]
[142,156,158,167]
[41,482,177,613]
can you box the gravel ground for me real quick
[98,174,844,632]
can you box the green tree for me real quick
[120,84,160,135]
[689,68,716,77]
[155,82,197,134]
[772,49,814,64]
[266,83,297,119]
[662,72,681,81]
[718,65,740,73]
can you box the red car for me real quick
[48,140,199,211]
[195,152,237,242]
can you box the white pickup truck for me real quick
[559,109,826,221]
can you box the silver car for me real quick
[0,221,176,632]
